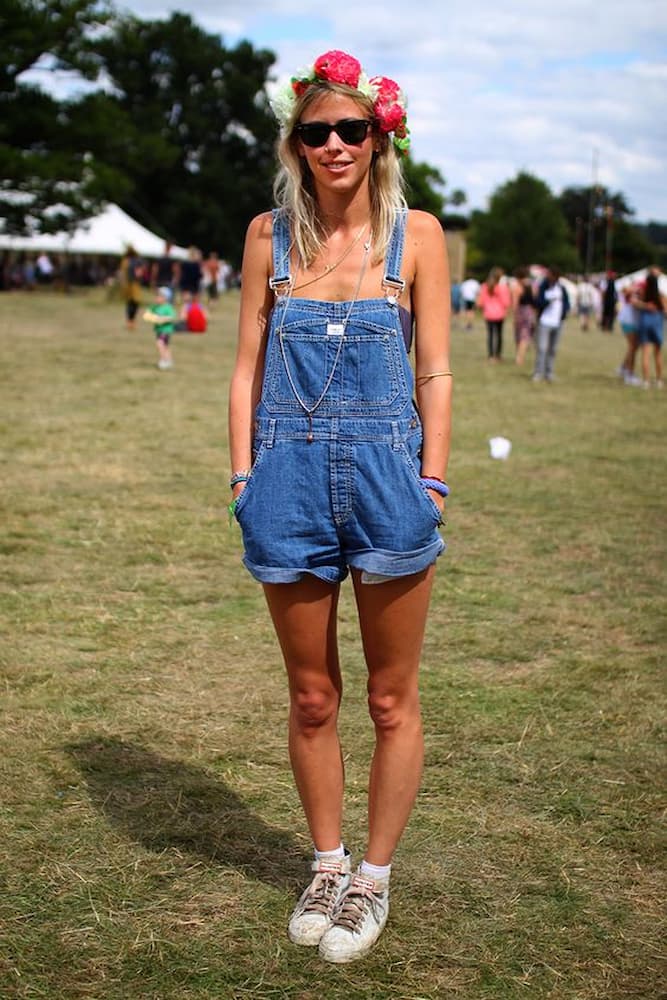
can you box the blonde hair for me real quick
[273,82,406,267]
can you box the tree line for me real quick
[2,1,664,274]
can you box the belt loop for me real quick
[266,419,276,448]
[391,421,401,451]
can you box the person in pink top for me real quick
[477,266,512,362]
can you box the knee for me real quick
[367,687,419,732]
[291,685,339,734]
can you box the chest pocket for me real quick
[263,305,407,414]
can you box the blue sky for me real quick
[30,0,667,222]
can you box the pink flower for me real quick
[369,76,406,133]
[313,50,362,88]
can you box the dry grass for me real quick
[0,288,665,999]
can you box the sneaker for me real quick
[288,854,352,947]
[656,380,664,390]
[624,373,643,387]
[157,359,173,370]
[318,872,390,964]
[531,373,543,382]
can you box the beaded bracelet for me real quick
[229,470,251,489]
[420,476,450,498]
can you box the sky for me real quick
[33,0,667,222]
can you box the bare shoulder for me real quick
[246,210,274,242]
[406,209,446,245]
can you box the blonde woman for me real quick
[228,50,452,962]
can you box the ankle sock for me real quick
[314,843,346,861]
[359,859,391,882]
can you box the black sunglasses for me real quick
[295,118,374,148]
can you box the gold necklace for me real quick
[293,224,368,291]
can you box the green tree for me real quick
[468,171,577,274]
[402,158,466,220]
[558,185,656,274]
[0,0,128,234]
[95,13,278,265]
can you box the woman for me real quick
[119,245,142,329]
[511,266,536,366]
[632,269,665,389]
[228,50,452,963]
[477,266,511,361]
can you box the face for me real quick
[295,92,376,193]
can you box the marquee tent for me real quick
[615,267,667,295]
[0,203,188,259]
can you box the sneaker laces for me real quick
[299,868,345,918]
[332,878,384,934]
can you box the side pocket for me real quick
[233,442,265,521]
[400,437,444,526]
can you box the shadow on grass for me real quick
[66,736,308,891]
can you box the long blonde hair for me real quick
[273,82,406,267]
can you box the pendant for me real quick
[306,414,314,443]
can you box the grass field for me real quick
[0,288,665,1000]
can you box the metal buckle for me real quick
[381,277,406,303]
[268,276,292,297]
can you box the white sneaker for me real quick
[318,872,390,963]
[288,854,352,946]
[158,359,173,370]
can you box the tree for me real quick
[468,171,578,275]
[558,185,656,274]
[0,0,128,234]
[94,13,278,265]
[402,158,466,221]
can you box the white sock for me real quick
[359,859,391,882]
[314,843,345,861]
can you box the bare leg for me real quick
[263,576,344,851]
[351,565,435,865]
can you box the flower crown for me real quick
[270,49,410,156]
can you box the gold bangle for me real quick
[416,371,454,384]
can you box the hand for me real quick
[231,481,247,501]
[426,489,446,514]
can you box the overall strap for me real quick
[382,207,408,296]
[269,208,292,294]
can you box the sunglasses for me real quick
[295,118,374,148]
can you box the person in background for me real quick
[460,274,480,330]
[632,269,665,389]
[142,286,176,369]
[532,266,570,382]
[616,286,641,385]
[202,250,221,304]
[228,48,451,963]
[576,275,596,331]
[119,245,143,330]
[600,271,618,331]
[151,242,178,298]
[477,266,511,362]
[511,266,536,366]
[178,246,203,303]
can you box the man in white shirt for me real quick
[460,275,480,330]
[533,267,570,382]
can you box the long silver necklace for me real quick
[277,236,372,443]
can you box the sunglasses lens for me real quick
[298,124,331,147]
[296,120,371,147]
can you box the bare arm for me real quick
[407,211,453,510]
[228,212,274,498]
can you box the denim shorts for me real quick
[234,413,444,583]
[637,311,664,347]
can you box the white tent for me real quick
[615,267,667,295]
[0,203,188,259]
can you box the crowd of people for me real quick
[452,265,665,388]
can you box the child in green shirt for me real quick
[143,287,176,370]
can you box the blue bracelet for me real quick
[421,477,450,497]
[229,471,251,488]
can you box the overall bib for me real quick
[234,209,445,584]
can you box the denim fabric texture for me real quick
[234,210,446,583]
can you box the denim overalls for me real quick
[234,209,445,584]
